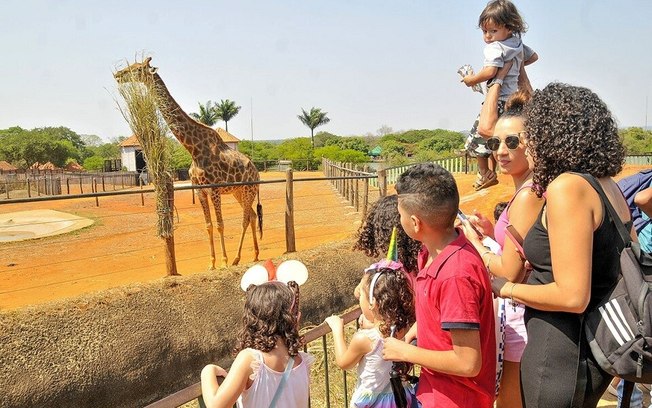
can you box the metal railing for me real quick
[145,307,362,408]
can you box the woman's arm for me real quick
[201,350,253,408]
[498,174,597,312]
[484,189,544,282]
[325,315,372,370]
[477,60,513,137]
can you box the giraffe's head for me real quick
[114,56,158,84]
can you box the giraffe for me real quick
[114,57,262,268]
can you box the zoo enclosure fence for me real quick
[144,307,363,408]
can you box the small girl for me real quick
[325,255,416,407]
[201,260,313,408]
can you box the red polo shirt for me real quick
[414,229,496,408]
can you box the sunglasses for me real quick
[486,132,526,151]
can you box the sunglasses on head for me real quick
[486,132,526,151]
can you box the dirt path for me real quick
[0,166,648,310]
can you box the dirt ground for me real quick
[0,166,649,311]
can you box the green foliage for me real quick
[338,137,369,153]
[620,127,652,154]
[298,107,331,147]
[314,131,340,148]
[276,138,314,161]
[314,145,369,163]
[239,140,279,161]
[83,155,105,171]
[169,140,192,170]
[190,100,219,126]
[214,99,241,132]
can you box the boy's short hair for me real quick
[478,0,527,35]
[395,163,459,229]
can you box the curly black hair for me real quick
[364,267,415,337]
[235,281,303,356]
[353,195,421,274]
[524,83,625,197]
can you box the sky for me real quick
[2,1,652,142]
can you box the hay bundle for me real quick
[116,58,178,275]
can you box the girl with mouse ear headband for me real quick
[201,259,313,408]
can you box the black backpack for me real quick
[580,174,652,384]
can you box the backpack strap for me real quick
[268,356,295,408]
[575,173,632,251]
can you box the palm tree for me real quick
[297,107,330,148]
[214,99,241,132]
[190,101,219,126]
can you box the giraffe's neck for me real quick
[150,73,225,156]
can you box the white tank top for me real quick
[236,348,313,408]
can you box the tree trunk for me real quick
[163,178,178,276]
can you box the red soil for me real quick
[0,166,648,311]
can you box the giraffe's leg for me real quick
[249,204,259,262]
[197,189,217,270]
[210,190,228,267]
[232,189,258,265]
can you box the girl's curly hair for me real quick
[235,281,303,356]
[353,195,421,274]
[524,82,625,197]
[363,267,416,337]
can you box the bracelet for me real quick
[484,252,493,274]
[490,78,504,87]
[509,283,517,309]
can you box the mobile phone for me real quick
[457,210,483,238]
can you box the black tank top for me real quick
[523,198,631,311]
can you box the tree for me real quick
[190,100,219,126]
[297,107,330,148]
[214,99,241,132]
[621,127,652,154]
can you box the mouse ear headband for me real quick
[240,259,309,291]
[365,227,404,305]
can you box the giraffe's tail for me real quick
[256,191,263,240]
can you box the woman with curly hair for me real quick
[353,194,422,276]
[492,83,633,407]
[201,281,313,407]
[326,262,416,407]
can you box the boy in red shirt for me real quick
[383,163,496,407]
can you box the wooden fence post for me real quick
[27,178,31,198]
[285,169,296,253]
[362,165,369,217]
[102,176,106,192]
[378,168,387,197]
[5,180,9,199]
[79,175,84,194]
[140,176,145,206]
[94,178,99,207]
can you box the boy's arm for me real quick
[325,315,371,370]
[383,329,482,377]
[463,65,499,87]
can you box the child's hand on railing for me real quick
[325,315,344,335]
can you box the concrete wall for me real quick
[0,241,370,408]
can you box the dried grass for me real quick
[115,58,174,239]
